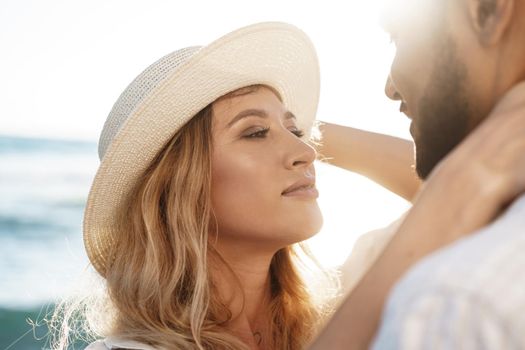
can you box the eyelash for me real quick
[244,127,305,139]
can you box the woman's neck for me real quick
[211,243,277,348]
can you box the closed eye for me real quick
[244,127,270,139]
[290,129,305,138]
[243,127,305,139]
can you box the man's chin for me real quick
[414,143,443,180]
[415,156,432,180]
[414,115,471,180]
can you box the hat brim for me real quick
[83,22,320,276]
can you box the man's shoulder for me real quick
[374,196,525,348]
[389,194,525,314]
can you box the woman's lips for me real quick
[282,179,318,199]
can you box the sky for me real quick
[1,0,411,267]
[0,0,409,141]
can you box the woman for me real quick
[54,22,525,349]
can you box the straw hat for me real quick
[83,22,320,276]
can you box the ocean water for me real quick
[0,135,98,349]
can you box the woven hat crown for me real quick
[98,46,201,161]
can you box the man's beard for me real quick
[414,37,470,179]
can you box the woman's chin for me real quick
[287,211,324,244]
[308,212,324,237]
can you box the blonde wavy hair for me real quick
[51,86,336,350]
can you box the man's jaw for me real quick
[400,101,409,116]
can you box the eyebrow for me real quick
[226,109,296,128]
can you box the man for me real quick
[373,0,525,347]
[311,0,525,348]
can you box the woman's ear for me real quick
[465,0,515,46]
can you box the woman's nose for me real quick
[285,134,317,170]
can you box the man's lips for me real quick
[400,101,417,138]
[400,101,411,119]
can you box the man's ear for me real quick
[466,0,515,45]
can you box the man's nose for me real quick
[385,75,402,101]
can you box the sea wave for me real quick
[0,134,97,310]
[0,214,73,238]
[0,134,96,155]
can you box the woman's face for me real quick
[210,86,322,253]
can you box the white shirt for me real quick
[373,194,525,349]
[85,337,159,350]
